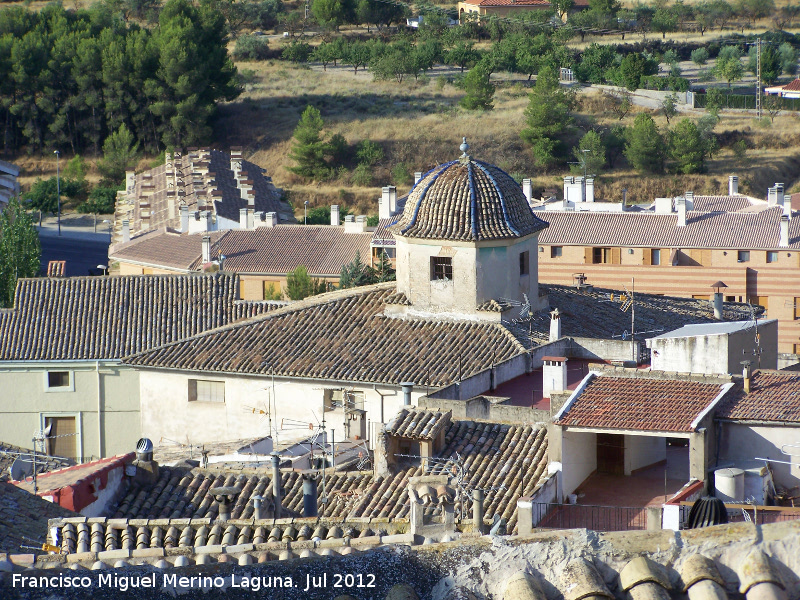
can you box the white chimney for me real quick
[344,214,367,233]
[239,179,253,200]
[239,208,248,229]
[202,235,211,263]
[122,219,130,243]
[180,205,189,233]
[655,197,673,214]
[729,175,739,195]
[781,215,790,247]
[563,176,571,201]
[776,183,785,199]
[265,212,278,227]
[331,205,340,226]
[585,178,594,203]
[542,357,568,398]
[380,188,391,220]
[388,186,397,213]
[768,186,778,206]
[247,208,254,229]
[784,195,792,217]
[549,308,561,342]
[414,172,423,185]
[230,149,242,175]
[522,179,532,205]
[685,191,694,209]
[676,196,686,227]
[201,210,212,232]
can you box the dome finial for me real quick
[459,137,470,163]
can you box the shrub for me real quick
[77,185,121,214]
[641,75,690,92]
[355,140,384,166]
[233,35,272,60]
[352,163,373,186]
[691,47,709,65]
[392,163,412,185]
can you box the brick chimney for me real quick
[331,205,340,226]
[542,357,568,398]
[729,175,738,195]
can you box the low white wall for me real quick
[718,422,800,491]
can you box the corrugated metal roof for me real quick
[651,320,765,339]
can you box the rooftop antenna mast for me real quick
[608,278,636,362]
[281,412,330,509]
[756,37,763,118]
[746,302,762,368]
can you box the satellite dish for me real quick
[10,457,35,481]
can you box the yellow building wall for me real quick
[116,261,183,276]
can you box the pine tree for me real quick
[285,265,326,300]
[0,196,41,308]
[374,250,395,282]
[459,64,495,110]
[287,105,329,180]
[669,118,707,174]
[624,113,665,174]
[520,65,576,170]
[339,250,377,288]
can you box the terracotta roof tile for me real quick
[463,0,549,6]
[111,226,373,276]
[0,274,276,361]
[690,195,753,212]
[555,374,728,432]
[386,409,451,440]
[0,442,73,483]
[537,207,800,250]
[717,371,800,422]
[0,482,75,552]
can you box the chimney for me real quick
[230,149,242,175]
[784,195,792,217]
[200,210,212,232]
[522,179,533,206]
[271,452,282,519]
[202,235,211,263]
[776,183,785,199]
[676,196,686,227]
[388,185,397,213]
[549,308,561,342]
[414,172,423,185]
[131,437,160,486]
[239,179,253,200]
[331,205,340,226]
[742,361,752,394]
[401,382,414,406]
[768,186,778,206]
[729,175,739,195]
[713,292,723,320]
[473,488,484,534]
[180,206,189,233]
[252,495,263,520]
[302,475,318,518]
[125,171,135,193]
[122,219,130,243]
[685,191,694,208]
[622,188,628,208]
[239,208,248,229]
[542,357,568,398]
[780,215,790,247]
[585,178,595,203]
[344,215,367,233]
[380,188,392,220]
[265,212,278,227]
[247,208,254,229]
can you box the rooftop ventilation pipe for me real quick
[271,452,282,518]
[302,475,318,517]
[742,360,752,394]
[401,382,414,406]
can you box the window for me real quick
[795,297,800,320]
[651,249,661,265]
[45,371,74,392]
[551,246,563,258]
[767,251,778,263]
[188,379,225,403]
[519,251,530,275]
[725,295,736,302]
[44,416,77,459]
[431,257,452,280]
[738,250,750,262]
[592,247,619,264]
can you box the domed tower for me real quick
[389,140,549,319]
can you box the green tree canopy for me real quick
[311,0,355,29]
[445,41,481,73]
[714,45,744,88]
[285,265,327,300]
[287,105,329,180]
[669,118,707,174]
[571,130,606,177]
[98,124,140,185]
[748,45,781,86]
[0,196,40,308]
[460,64,495,110]
[624,113,665,174]
[339,250,376,288]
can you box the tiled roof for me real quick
[123,282,756,381]
[114,149,291,241]
[105,417,549,535]
[717,371,800,422]
[690,195,754,212]
[0,482,75,552]
[391,157,549,242]
[0,442,73,483]
[111,226,373,276]
[386,409,451,440]
[537,206,800,250]
[0,274,276,361]
[123,284,527,386]
[555,373,729,432]
[781,78,800,91]
[372,218,397,246]
[463,0,549,6]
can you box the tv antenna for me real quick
[281,411,333,508]
[607,278,636,363]
[500,293,547,344]
[743,302,762,368]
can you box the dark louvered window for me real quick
[431,257,452,280]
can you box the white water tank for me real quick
[715,467,745,502]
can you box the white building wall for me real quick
[624,435,666,475]
[561,430,596,498]
[718,422,800,490]
[138,370,423,448]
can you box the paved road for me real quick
[39,232,109,277]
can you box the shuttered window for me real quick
[189,380,225,403]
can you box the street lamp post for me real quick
[102,219,111,244]
[54,150,61,236]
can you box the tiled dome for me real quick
[391,144,549,242]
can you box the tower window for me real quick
[431,257,453,280]
[519,251,530,275]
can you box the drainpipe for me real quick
[271,452,282,518]
[401,382,414,406]
[96,361,103,458]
